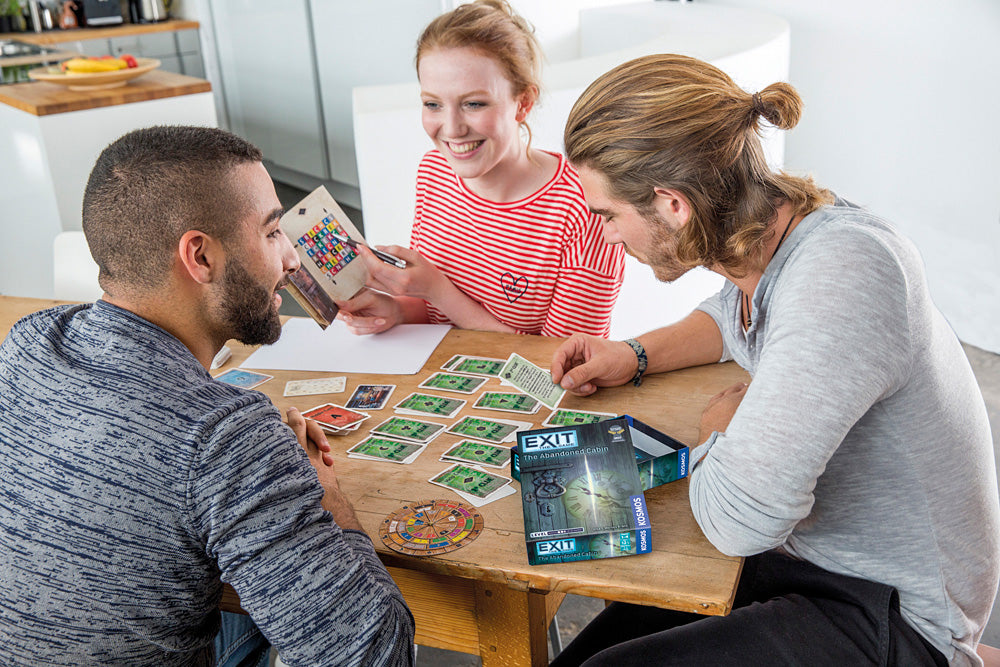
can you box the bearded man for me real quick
[0,126,414,666]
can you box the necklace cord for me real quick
[742,216,794,329]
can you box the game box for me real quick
[516,420,652,565]
[511,416,689,493]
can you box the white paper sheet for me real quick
[241,317,451,375]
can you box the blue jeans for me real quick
[214,611,271,667]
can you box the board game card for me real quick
[429,463,512,501]
[214,369,273,389]
[497,353,565,409]
[440,355,506,377]
[325,420,361,435]
[346,384,396,410]
[418,372,488,395]
[301,403,370,432]
[370,416,445,443]
[441,440,511,469]
[445,415,532,444]
[449,483,517,507]
[473,391,541,414]
[394,392,467,419]
[542,408,618,427]
[283,376,346,397]
[347,436,426,464]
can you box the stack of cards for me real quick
[473,391,541,415]
[498,353,565,410]
[445,415,531,444]
[442,355,506,377]
[394,392,467,419]
[302,403,370,434]
[348,436,426,465]
[441,440,511,469]
[429,463,516,507]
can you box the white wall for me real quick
[702,0,1000,354]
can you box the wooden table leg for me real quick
[475,581,562,667]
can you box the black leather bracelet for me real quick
[624,338,648,387]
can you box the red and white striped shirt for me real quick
[412,150,625,337]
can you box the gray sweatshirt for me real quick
[693,199,999,666]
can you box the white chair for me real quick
[53,231,103,302]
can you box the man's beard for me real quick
[643,211,692,283]
[220,258,283,346]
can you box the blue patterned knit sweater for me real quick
[0,301,414,666]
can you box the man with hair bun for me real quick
[549,54,998,666]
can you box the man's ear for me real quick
[177,230,223,285]
[652,187,692,229]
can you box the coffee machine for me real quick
[128,0,168,23]
[77,0,124,27]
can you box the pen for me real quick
[330,233,407,269]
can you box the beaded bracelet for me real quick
[624,338,647,387]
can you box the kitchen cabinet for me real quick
[200,0,442,207]
[208,0,328,181]
[57,28,204,78]
[309,1,442,189]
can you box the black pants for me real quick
[550,551,948,667]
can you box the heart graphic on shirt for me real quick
[500,272,528,303]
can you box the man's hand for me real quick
[286,407,363,531]
[287,406,333,467]
[698,382,748,442]
[550,334,638,396]
[336,288,404,335]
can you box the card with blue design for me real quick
[214,368,273,389]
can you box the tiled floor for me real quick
[272,180,1000,661]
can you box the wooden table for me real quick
[1,297,749,666]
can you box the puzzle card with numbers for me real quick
[280,186,369,328]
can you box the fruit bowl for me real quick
[28,58,161,91]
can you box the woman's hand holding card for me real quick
[335,288,405,335]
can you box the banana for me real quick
[63,57,128,74]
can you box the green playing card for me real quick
[349,437,422,462]
[442,440,510,467]
[371,416,444,443]
[450,357,504,376]
[419,372,487,394]
[395,392,466,417]
[430,464,510,499]
[446,416,518,443]
[474,391,540,413]
[498,353,565,409]
[544,409,617,426]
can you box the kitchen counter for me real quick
[0,69,211,115]
[0,19,198,45]
[0,55,215,300]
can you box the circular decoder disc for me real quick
[379,499,484,556]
